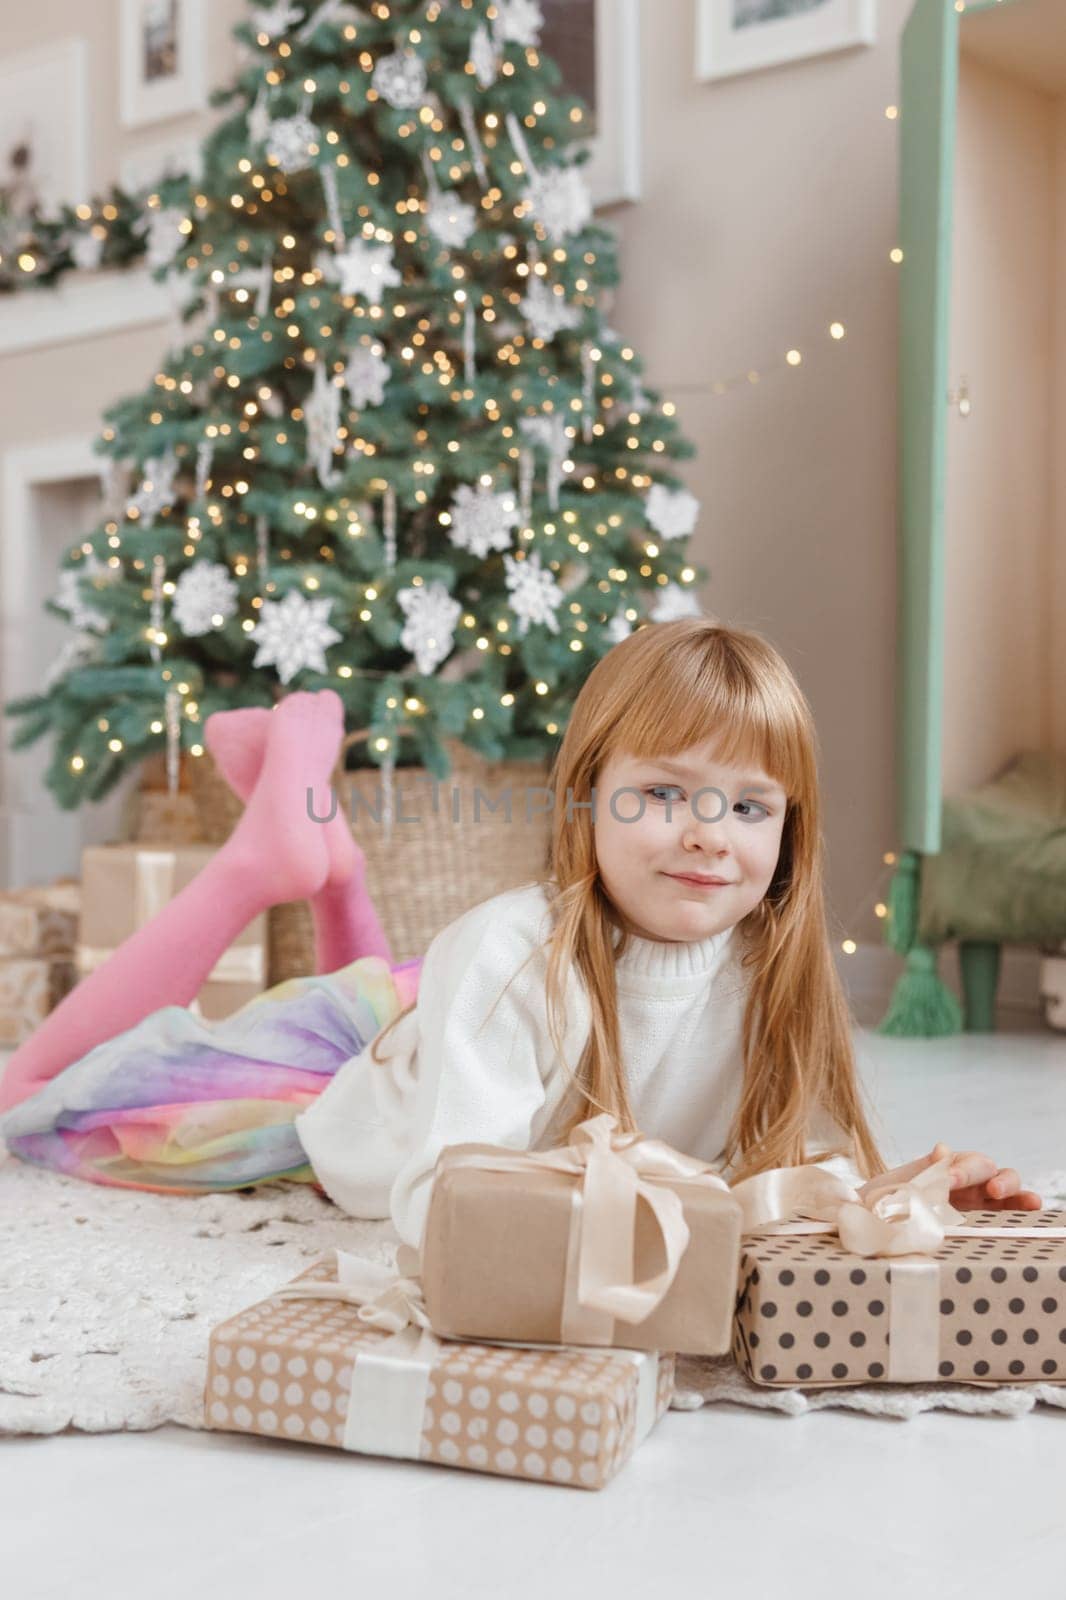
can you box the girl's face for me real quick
[592,739,788,944]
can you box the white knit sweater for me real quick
[294,881,863,1251]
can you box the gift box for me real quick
[204,1250,675,1490]
[420,1113,744,1356]
[0,955,77,1045]
[79,844,265,1022]
[730,1158,1066,1387]
[0,881,80,958]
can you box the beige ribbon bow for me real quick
[439,1111,732,1342]
[274,1247,433,1335]
[729,1153,970,1256]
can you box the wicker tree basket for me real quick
[189,725,553,982]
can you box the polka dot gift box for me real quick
[733,1209,1066,1389]
[204,1252,676,1490]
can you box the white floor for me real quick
[3,1022,1066,1600]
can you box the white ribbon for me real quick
[273,1247,661,1459]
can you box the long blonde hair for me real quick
[372,618,885,1183]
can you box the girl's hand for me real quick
[927,1141,1043,1210]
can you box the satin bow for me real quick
[729,1153,968,1258]
[274,1246,434,1335]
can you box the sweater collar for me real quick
[612,918,740,981]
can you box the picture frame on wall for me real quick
[0,41,90,216]
[696,0,876,82]
[120,0,207,129]
[539,0,642,207]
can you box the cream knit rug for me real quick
[3,1143,1066,1435]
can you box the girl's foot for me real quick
[204,698,360,887]
[224,691,345,905]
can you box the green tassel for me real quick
[875,850,963,1037]
[877,944,963,1036]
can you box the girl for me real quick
[0,621,1039,1252]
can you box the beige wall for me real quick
[943,52,1055,797]
[0,0,924,947]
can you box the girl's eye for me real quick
[734,801,769,820]
[645,785,684,804]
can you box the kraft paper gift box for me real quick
[0,881,80,958]
[420,1112,744,1356]
[729,1156,1066,1387]
[79,844,266,1022]
[0,955,77,1045]
[204,1249,675,1490]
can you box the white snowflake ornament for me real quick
[321,238,402,303]
[266,113,319,173]
[251,590,342,684]
[143,208,188,271]
[53,555,115,634]
[525,164,592,242]
[646,483,700,541]
[252,0,306,39]
[397,581,462,676]
[426,191,478,249]
[127,451,180,526]
[372,50,428,109]
[519,275,581,342]
[497,0,543,46]
[649,583,703,623]
[605,608,632,645]
[447,482,519,559]
[503,550,563,637]
[470,23,500,87]
[172,561,239,637]
[344,343,390,409]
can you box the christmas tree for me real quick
[7,0,706,810]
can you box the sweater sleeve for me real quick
[388,891,567,1253]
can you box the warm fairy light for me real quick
[885,105,899,120]
[70,756,85,772]
[829,322,846,339]
[786,349,802,366]
[890,247,904,263]
[841,940,857,955]
[108,738,124,753]
[875,903,887,918]
[883,851,896,865]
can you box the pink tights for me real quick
[0,692,396,1115]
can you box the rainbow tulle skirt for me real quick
[0,955,423,1197]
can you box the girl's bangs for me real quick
[600,666,800,799]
